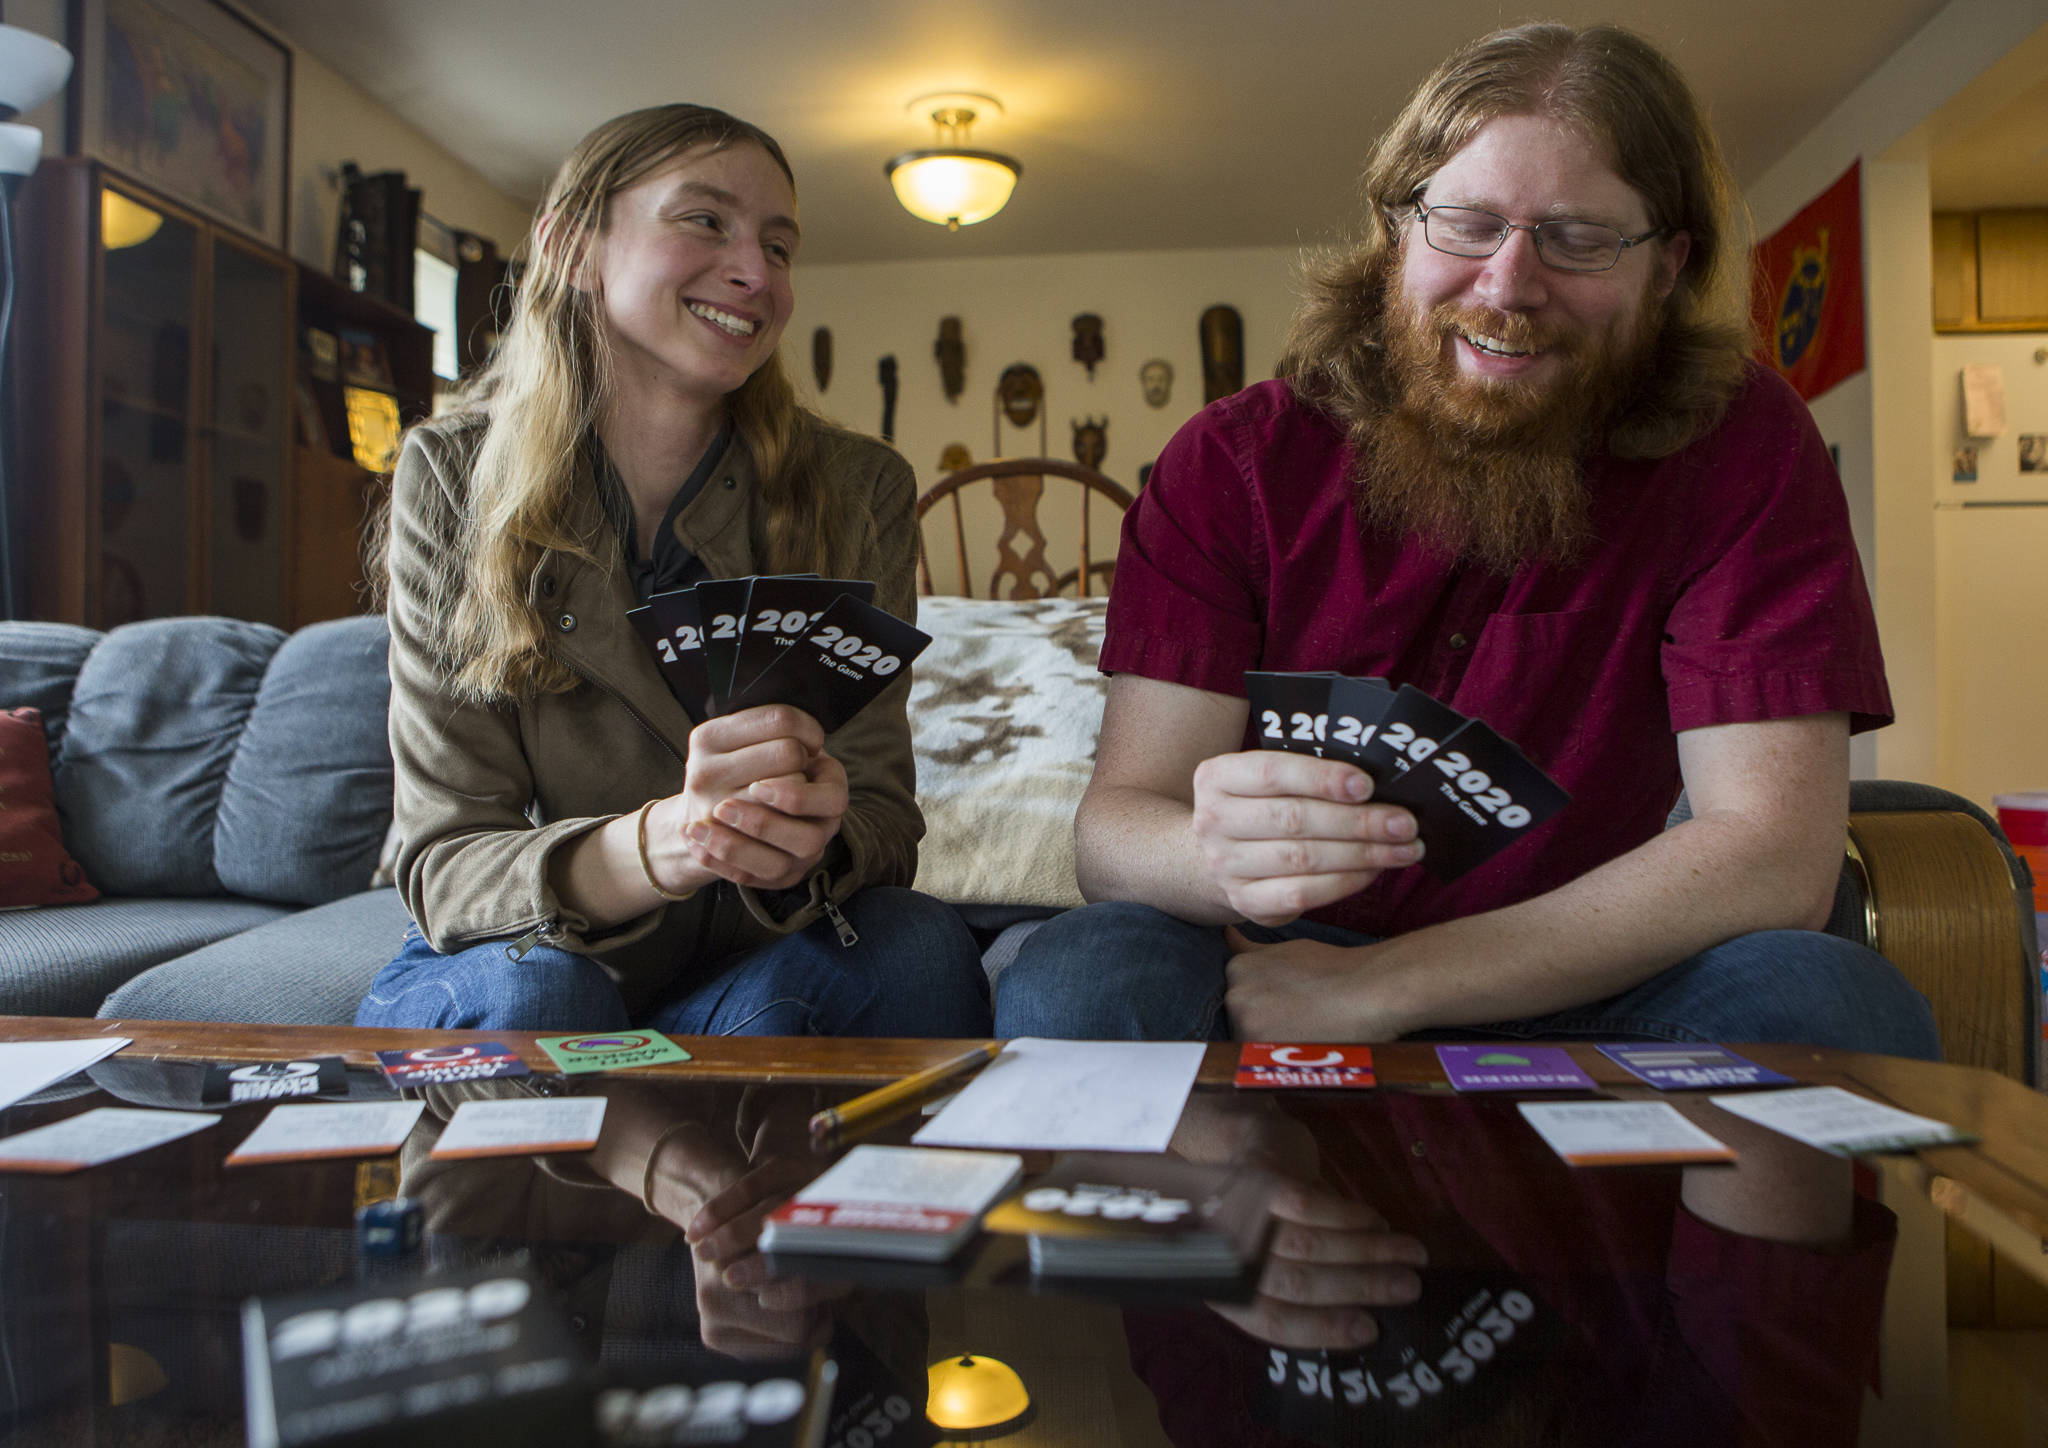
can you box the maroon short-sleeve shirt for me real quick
[1101,366,1889,937]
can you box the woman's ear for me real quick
[537,209,596,293]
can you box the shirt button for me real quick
[557,613,577,633]
[540,575,557,598]
[569,1314,589,1334]
[1449,633,1469,650]
[1411,1141,1427,1157]
[722,476,736,489]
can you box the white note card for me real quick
[0,1107,217,1173]
[912,1038,1206,1153]
[1517,1100,1735,1167]
[430,1097,608,1160]
[1708,1086,1974,1156]
[0,1037,131,1111]
[226,1100,426,1165]
[1962,363,2007,438]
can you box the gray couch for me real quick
[0,615,409,1025]
[0,606,1076,1027]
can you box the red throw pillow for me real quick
[0,707,99,907]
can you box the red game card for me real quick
[1235,1043,1377,1090]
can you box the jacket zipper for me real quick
[822,898,859,947]
[505,916,564,961]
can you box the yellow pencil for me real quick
[809,1040,1003,1151]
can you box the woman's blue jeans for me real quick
[356,886,991,1038]
[991,900,1942,1058]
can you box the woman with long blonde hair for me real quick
[356,104,989,1040]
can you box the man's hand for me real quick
[648,705,850,893]
[1208,1180,1427,1350]
[1191,751,1421,926]
[1224,927,1412,1041]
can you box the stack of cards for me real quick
[760,1144,1025,1262]
[982,1152,1277,1291]
[627,574,931,729]
[1245,673,1570,880]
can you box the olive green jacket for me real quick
[385,412,923,1012]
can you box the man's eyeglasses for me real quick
[1402,194,1669,273]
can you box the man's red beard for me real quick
[1356,286,1664,573]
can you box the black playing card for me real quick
[628,588,713,720]
[1322,675,1394,768]
[1353,684,1469,788]
[1372,717,1571,881]
[201,1056,349,1106]
[691,577,756,713]
[725,594,931,733]
[728,576,877,703]
[1244,672,1336,757]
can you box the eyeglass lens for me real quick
[1421,206,1627,272]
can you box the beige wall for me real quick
[792,244,1304,594]
[285,46,532,271]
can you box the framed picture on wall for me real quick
[68,0,291,248]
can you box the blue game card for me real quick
[1596,1043,1794,1091]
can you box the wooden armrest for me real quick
[1845,809,2034,1082]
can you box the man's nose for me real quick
[1473,227,1548,310]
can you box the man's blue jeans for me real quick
[991,900,1943,1058]
[356,886,992,1038]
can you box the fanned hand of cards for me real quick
[1244,672,1570,881]
[627,574,930,731]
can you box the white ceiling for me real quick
[243,0,1953,264]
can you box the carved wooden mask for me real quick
[1071,415,1108,470]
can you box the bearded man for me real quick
[992,22,1939,1057]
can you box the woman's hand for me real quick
[646,704,850,893]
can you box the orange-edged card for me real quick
[428,1096,608,1160]
[225,1100,425,1166]
[1235,1044,1376,1090]
[1516,1101,1736,1168]
[0,1107,216,1173]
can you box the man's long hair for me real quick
[1282,23,1755,462]
[405,104,853,703]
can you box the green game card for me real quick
[535,1031,693,1075]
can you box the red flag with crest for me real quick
[1751,161,1865,401]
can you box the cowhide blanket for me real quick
[909,596,1108,908]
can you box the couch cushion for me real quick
[56,618,286,896]
[0,896,291,1017]
[910,596,1107,908]
[215,615,394,906]
[0,620,102,772]
[98,887,411,1027]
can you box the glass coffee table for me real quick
[3,1016,2046,1446]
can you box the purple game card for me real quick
[1596,1043,1794,1091]
[1435,1044,1596,1092]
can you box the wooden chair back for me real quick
[915,458,1136,598]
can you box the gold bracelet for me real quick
[637,801,696,903]
[641,1120,700,1215]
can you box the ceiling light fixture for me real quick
[886,93,1021,231]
